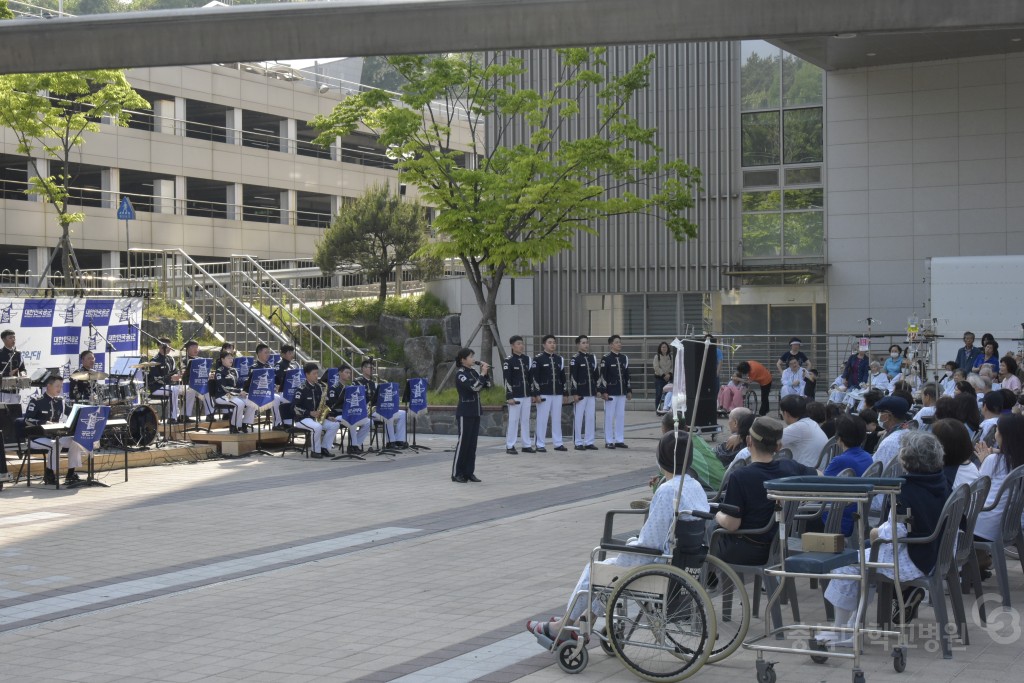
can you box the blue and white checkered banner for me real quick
[340,384,368,428]
[376,381,400,420]
[407,378,428,415]
[73,405,110,451]
[246,368,275,409]
[187,357,212,395]
[0,297,142,406]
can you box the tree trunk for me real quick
[377,272,388,302]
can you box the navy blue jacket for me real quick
[456,367,492,417]
[570,352,600,397]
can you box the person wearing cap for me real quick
[711,417,819,565]
[871,395,913,469]
[776,337,809,373]
[779,394,828,468]
[525,431,709,645]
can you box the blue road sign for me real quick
[117,196,136,220]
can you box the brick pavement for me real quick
[0,409,1022,683]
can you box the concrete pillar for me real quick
[101,251,121,277]
[153,98,176,135]
[174,176,186,215]
[227,183,243,220]
[101,167,119,209]
[281,189,295,225]
[174,97,186,137]
[30,158,48,202]
[280,119,297,154]
[153,178,175,214]
[330,195,344,216]
[226,108,243,145]
[331,135,342,162]
[27,247,51,277]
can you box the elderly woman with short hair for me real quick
[818,430,951,645]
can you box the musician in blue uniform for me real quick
[26,375,86,486]
[570,334,600,451]
[0,329,27,405]
[533,335,568,452]
[69,350,97,403]
[503,335,536,454]
[274,344,300,429]
[147,337,183,421]
[183,341,214,419]
[244,344,280,428]
[357,359,407,448]
[452,348,491,483]
[332,365,371,455]
[601,334,632,448]
[293,362,339,458]
[211,351,248,434]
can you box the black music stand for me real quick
[243,402,275,457]
[403,380,430,452]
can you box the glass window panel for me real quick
[783,188,824,210]
[783,107,823,164]
[782,54,824,107]
[741,41,781,110]
[743,169,780,187]
[742,190,782,212]
[784,167,821,185]
[783,211,824,257]
[742,213,782,257]
[742,111,780,167]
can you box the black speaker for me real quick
[682,341,718,428]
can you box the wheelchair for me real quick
[534,504,751,681]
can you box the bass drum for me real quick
[127,405,159,448]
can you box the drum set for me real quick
[74,362,159,450]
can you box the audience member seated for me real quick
[973,340,1000,373]
[973,413,1024,547]
[819,430,951,644]
[868,361,890,393]
[717,372,746,413]
[1000,356,1022,393]
[714,407,753,466]
[980,392,1003,445]
[914,384,938,428]
[525,432,709,642]
[780,357,807,398]
[713,417,819,565]
[860,408,882,454]
[822,414,874,536]
[780,395,829,468]
[872,396,914,469]
[939,362,958,397]
[822,402,844,439]
[953,391,983,439]
[932,418,981,490]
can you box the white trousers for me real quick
[604,395,627,444]
[298,417,340,453]
[152,385,183,419]
[32,436,87,471]
[215,396,247,428]
[345,418,371,447]
[574,396,596,446]
[535,395,564,448]
[373,410,407,443]
[506,397,532,448]
[185,387,214,417]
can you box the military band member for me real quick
[293,362,339,458]
[570,334,600,451]
[0,329,27,404]
[148,337,183,420]
[503,335,536,454]
[452,348,491,483]
[601,334,632,449]
[357,359,408,448]
[533,335,568,452]
[244,344,281,427]
[26,375,87,486]
[69,350,97,403]
[211,351,248,434]
[332,365,371,455]
[274,344,300,430]
[183,340,214,418]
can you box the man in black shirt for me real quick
[713,416,819,565]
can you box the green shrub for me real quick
[429,385,506,406]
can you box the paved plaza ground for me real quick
[1,409,1023,683]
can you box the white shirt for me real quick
[734,447,751,462]
[980,416,999,443]
[635,475,710,553]
[913,405,936,427]
[780,367,805,397]
[782,417,829,468]
[941,377,956,397]
[872,428,907,469]
[975,454,1012,541]
[953,462,981,490]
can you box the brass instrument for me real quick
[316,380,331,424]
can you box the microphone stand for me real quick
[129,320,187,447]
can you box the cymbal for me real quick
[130,362,158,369]
[71,370,109,381]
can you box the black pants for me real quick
[452,415,480,478]
[654,376,669,410]
[714,535,771,566]
[759,382,772,416]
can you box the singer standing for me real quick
[601,334,632,448]
[452,348,491,483]
[570,335,600,450]
[0,329,26,405]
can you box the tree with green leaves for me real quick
[315,183,430,302]
[311,50,702,364]
[0,71,148,284]
[0,0,14,20]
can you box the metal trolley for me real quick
[743,476,908,683]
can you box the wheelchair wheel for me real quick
[606,564,716,682]
[744,389,759,415]
[557,640,588,674]
[698,555,750,664]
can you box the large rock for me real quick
[378,367,408,385]
[433,361,456,390]
[442,314,461,346]
[441,344,462,365]
[379,314,413,343]
[404,336,440,380]
[418,317,444,336]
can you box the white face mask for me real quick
[891,352,899,359]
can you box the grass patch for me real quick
[429,385,506,406]
[316,292,450,324]
[144,297,191,321]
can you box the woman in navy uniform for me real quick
[452,348,492,483]
[211,351,248,433]
[25,375,84,485]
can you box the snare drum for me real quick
[127,405,159,447]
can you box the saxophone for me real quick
[316,380,331,424]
